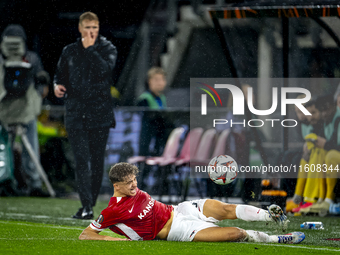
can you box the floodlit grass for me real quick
[0,197,340,254]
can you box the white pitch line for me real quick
[0,212,93,222]
[246,242,340,252]
[2,213,26,217]
[33,215,50,219]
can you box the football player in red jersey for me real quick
[79,163,305,244]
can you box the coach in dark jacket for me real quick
[54,12,117,219]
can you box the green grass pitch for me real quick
[0,197,339,254]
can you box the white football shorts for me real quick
[167,199,219,242]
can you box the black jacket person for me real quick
[54,36,117,129]
[54,12,117,219]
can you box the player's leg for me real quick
[193,226,305,244]
[193,227,246,242]
[173,201,298,243]
[245,230,305,244]
[202,199,289,231]
[202,199,270,222]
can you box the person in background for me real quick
[54,12,117,219]
[0,24,49,197]
[286,97,324,213]
[136,67,169,191]
[299,94,340,214]
[137,66,168,156]
[137,67,167,111]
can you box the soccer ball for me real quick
[208,155,238,185]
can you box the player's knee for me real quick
[229,228,247,242]
[222,203,235,212]
[222,203,237,218]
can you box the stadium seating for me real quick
[188,128,217,167]
[148,127,204,167]
[173,127,203,166]
[190,128,231,166]
[144,127,185,166]
[144,128,203,202]
[179,128,217,200]
[127,127,185,164]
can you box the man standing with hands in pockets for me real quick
[54,12,117,219]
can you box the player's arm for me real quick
[79,226,128,241]
[53,47,69,98]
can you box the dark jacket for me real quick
[54,35,117,129]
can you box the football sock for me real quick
[245,230,290,243]
[245,230,270,242]
[235,205,270,222]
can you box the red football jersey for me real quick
[90,188,173,240]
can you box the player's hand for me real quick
[54,84,66,98]
[82,32,96,48]
[315,136,326,149]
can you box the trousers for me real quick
[67,126,110,208]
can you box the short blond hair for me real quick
[79,12,99,25]
[147,67,166,80]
